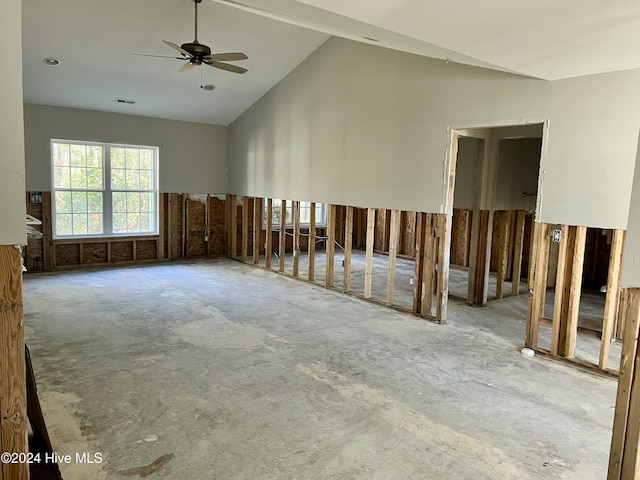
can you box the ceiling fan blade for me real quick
[163,40,193,58]
[132,53,182,59]
[204,52,248,62]
[204,60,248,74]
[179,62,196,73]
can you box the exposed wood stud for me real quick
[600,229,626,370]
[279,199,286,273]
[42,192,53,269]
[344,206,354,292]
[495,212,510,299]
[265,199,273,269]
[0,246,28,480]
[364,208,375,299]
[564,225,587,359]
[229,195,237,259]
[253,197,262,265]
[526,222,550,349]
[308,202,316,281]
[511,210,526,296]
[608,289,640,480]
[551,224,570,356]
[325,204,336,288]
[292,201,300,277]
[413,213,426,313]
[421,214,436,316]
[469,210,492,306]
[386,210,401,306]
[182,194,188,258]
[242,196,249,262]
[436,214,450,322]
[169,194,179,259]
[159,194,166,259]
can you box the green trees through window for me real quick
[52,140,158,238]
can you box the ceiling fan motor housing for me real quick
[181,42,211,58]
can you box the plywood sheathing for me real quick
[451,208,472,267]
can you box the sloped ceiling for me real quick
[22,0,640,125]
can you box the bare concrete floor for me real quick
[24,259,618,479]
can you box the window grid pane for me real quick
[52,140,157,238]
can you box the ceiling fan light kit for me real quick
[134,0,248,80]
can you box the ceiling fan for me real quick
[133,0,248,75]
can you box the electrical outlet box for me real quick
[29,192,43,204]
[552,229,562,243]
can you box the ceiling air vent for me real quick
[114,98,137,105]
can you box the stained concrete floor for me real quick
[24,259,618,479]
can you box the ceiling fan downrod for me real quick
[194,0,202,44]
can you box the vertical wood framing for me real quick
[413,213,426,313]
[551,225,571,356]
[265,199,273,269]
[608,289,640,480]
[229,195,238,259]
[252,197,262,264]
[564,225,587,359]
[0,246,28,480]
[526,222,550,349]
[292,201,300,277]
[182,194,188,258]
[279,199,286,273]
[325,204,336,288]
[386,210,401,306]
[421,214,437,316]
[511,210,526,296]
[344,206,354,292]
[469,210,492,306]
[169,193,179,260]
[42,192,53,269]
[242,196,249,262]
[159,195,166,259]
[364,208,375,299]
[308,202,316,281]
[495,212,510,299]
[436,213,450,322]
[600,229,626,370]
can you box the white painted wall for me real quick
[0,0,26,245]
[622,134,640,287]
[229,37,640,229]
[24,104,228,193]
[495,138,542,211]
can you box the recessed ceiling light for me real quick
[201,84,215,91]
[42,57,61,66]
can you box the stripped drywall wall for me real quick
[23,104,228,194]
[0,0,26,245]
[229,37,640,229]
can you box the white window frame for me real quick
[51,139,159,239]
[264,199,327,228]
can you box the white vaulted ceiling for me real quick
[21,0,640,125]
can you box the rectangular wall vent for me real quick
[114,98,137,105]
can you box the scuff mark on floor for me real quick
[116,453,175,478]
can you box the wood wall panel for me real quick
[82,242,108,264]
